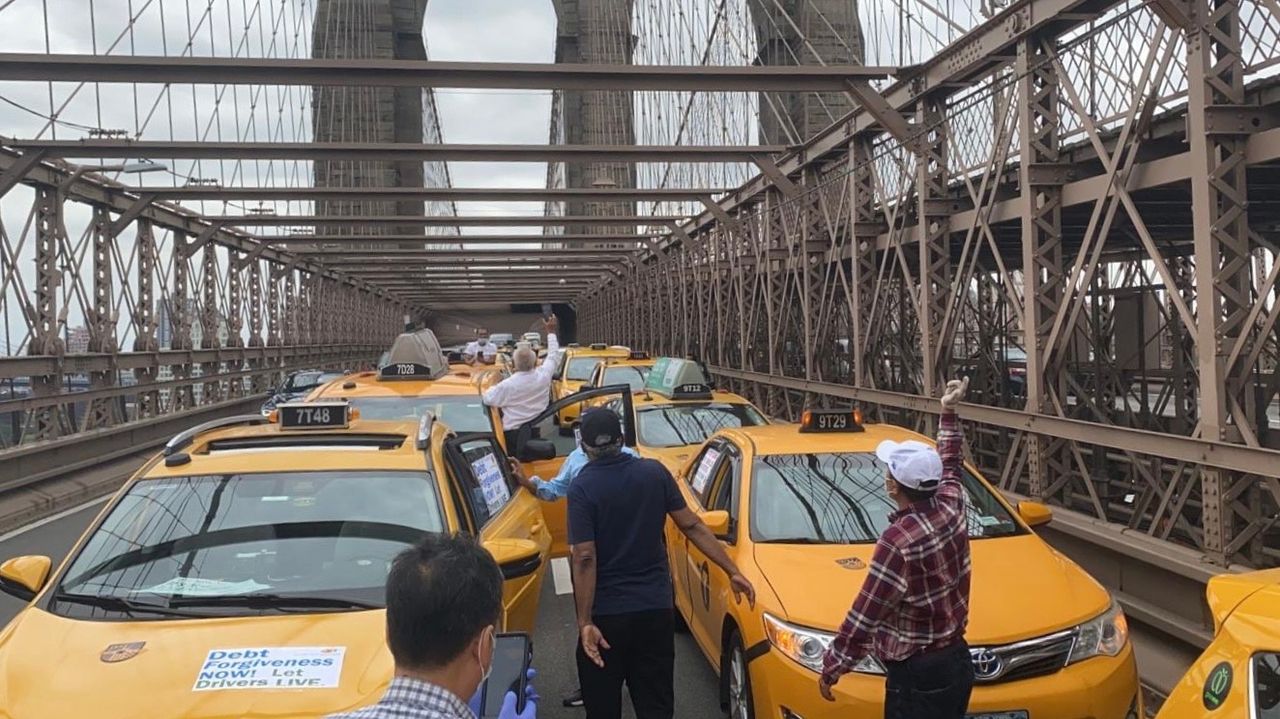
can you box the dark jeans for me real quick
[503,426,540,457]
[576,609,675,719]
[883,640,975,719]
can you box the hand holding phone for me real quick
[479,633,533,719]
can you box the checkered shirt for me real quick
[820,409,973,682]
[326,676,475,719]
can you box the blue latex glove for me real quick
[468,668,538,716]
[497,689,537,719]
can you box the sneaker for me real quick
[562,688,584,708]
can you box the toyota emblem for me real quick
[970,648,1004,680]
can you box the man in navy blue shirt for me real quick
[567,409,755,719]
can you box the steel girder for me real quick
[581,0,1280,569]
[4,140,786,164]
[0,54,895,90]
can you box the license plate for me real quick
[967,712,1029,719]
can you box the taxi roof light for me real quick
[590,343,607,350]
[799,407,865,433]
[379,328,449,381]
[628,350,650,360]
[643,357,714,400]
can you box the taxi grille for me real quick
[970,630,1075,685]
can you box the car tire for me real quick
[723,630,755,719]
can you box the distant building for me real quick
[66,326,91,354]
[156,297,230,405]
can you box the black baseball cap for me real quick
[579,409,622,449]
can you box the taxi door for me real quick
[677,440,741,661]
[508,385,637,557]
[441,433,552,634]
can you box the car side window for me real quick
[451,436,516,528]
[688,442,726,505]
[708,453,739,517]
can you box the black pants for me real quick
[883,640,975,719]
[576,609,675,719]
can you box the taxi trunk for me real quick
[0,607,391,718]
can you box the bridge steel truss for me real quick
[0,149,407,453]
[581,0,1280,581]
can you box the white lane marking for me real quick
[551,556,573,596]
[0,495,110,544]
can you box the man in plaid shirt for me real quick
[819,377,975,718]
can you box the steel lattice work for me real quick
[581,0,1280,573]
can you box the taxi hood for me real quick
[0,606,393,718]
[753,534,1111,646]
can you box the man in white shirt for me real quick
[482,316,563,449]
[463,330,499,366]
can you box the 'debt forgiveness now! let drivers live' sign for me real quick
[193,647,345,691]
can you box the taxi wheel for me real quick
[723,631,755,719]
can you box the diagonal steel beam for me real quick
[0,54,895,91]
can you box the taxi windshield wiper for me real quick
[166,593,380,611]
[52,591,207,618]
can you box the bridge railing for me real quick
[580,0,1280,573]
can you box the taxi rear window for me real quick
[348,396,490,432]
[565,357,603,381]
[1255,652,1280,718]
[602,365,651,391]
[635,403,766,448]
[52,471,443,618]
[749,453,1021,544]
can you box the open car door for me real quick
[441,433,552,633]
[506,384,637,557]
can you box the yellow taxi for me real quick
[667,408,1141,719]
[309,329,497,434]
[596,357,768,474]
[552,342,630,428]
[1156,569,1279,718]
[0,401,550,718]
[582,351,657,393]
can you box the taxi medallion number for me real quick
[279,402,348,429]
[816,413,849,431]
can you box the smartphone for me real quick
[480,633,532,718]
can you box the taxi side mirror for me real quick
[483,538,543,581]
[702,510,732,540]
[1017,501,1053,527]
[0,555,53,601]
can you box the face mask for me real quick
[476,625,496,685]
[478,338,488,346]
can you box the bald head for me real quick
[513,346,537,372]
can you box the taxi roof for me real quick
[597,356,657,369]
[310,368,481,399]
[145,416,432,479]
[631,388,756,408]
[565,344,630,358]
[719,420,928,455]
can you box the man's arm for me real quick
[567,481,609,667]
[819,537,907,684]
[936,377,968,505]
[512,449,586,502]
[482,375,512,406]
[535,333,564,381]
[669,506,755,607]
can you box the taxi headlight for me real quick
[762,613,884,675]
[1067,602,1129,665]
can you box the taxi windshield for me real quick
[750,453,1021,544]
[636,403,767,448]
[602,365,650,391]
[347,396,490,432]
[54,471,443,617]
[565,357,603,381]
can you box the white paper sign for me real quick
[472,452,510,514]
[691,448,721,494]
[140,577,270,597]
[193,646,345,691]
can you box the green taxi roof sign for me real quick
[644,357,713,399]
[380,329,448,381]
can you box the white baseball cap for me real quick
[875,440,944,491]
